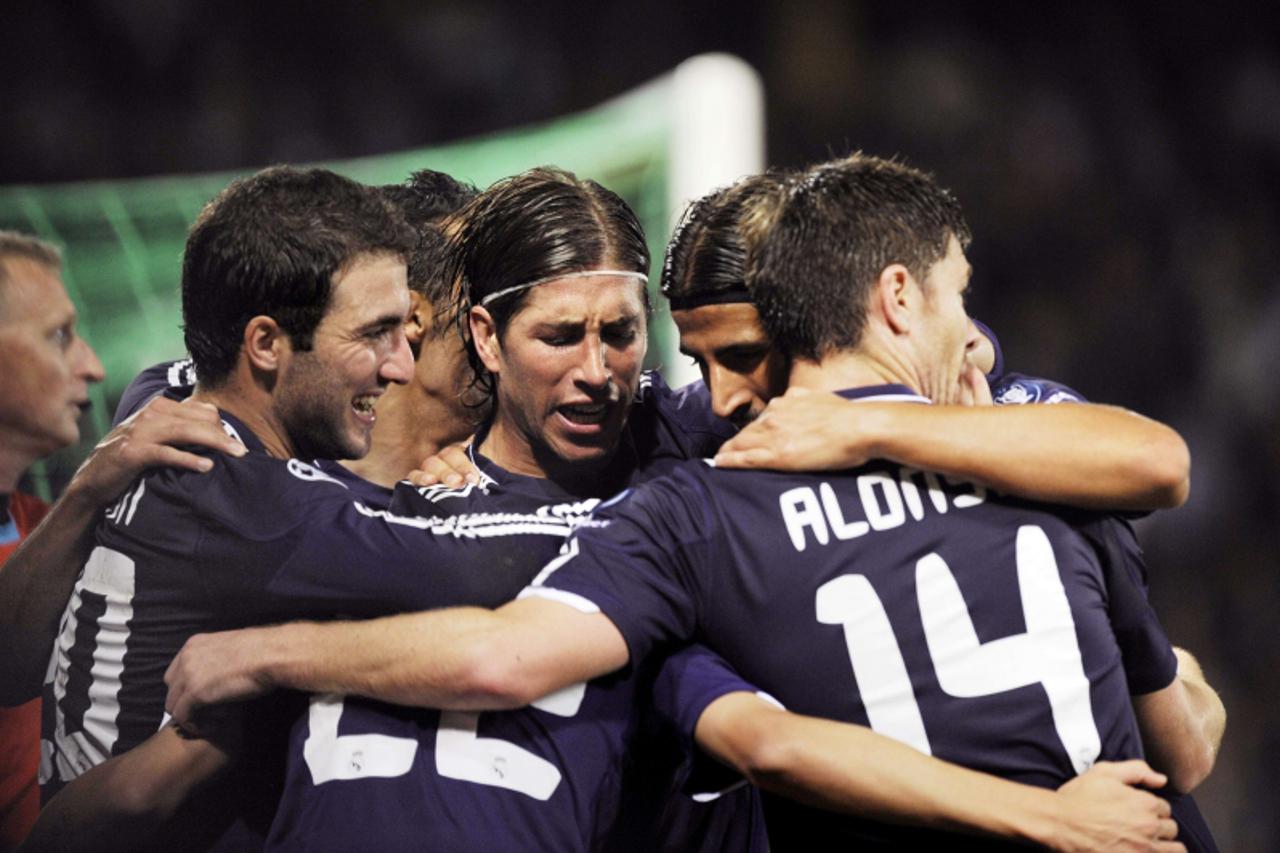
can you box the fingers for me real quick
[410,443,479,488]
[1153,843,1186,853]
[959,363,993,407]
[1098,759,1170,792]
[1156,818,1179,840]
[713,447,775,469]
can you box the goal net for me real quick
[0,54,763,498]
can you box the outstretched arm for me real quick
[19,724,234,853]
[0,397,245,704]
[1133,647,1226,793]
[715,387,1189,511]
[164,597,627,729]
[696,692,1183,852]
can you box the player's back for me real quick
[533,388,1155,848]
[267,459,659,852]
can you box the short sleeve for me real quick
[523,464,719,666]
[1083,517,1178,694]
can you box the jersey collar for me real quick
[215,409,269,454]
[834,384,931,404]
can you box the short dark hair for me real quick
[378,170,479,335]
[182,166,416,386]
[380,169,479,230]
[745,154,971,360]
[452,166,650,399]
[661,171,793,309]
[0,231,62,315]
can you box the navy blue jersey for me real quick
[992,372,1085,406]
[267,446,762,853]
[529,385,1178,847]
[38,410,597,814]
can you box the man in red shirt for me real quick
[0,232,239,851]
[0,231,104,850]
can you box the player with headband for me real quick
[169,167,1196,851]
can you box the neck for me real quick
[341,381,479,488]
[480,417,619,498]
[0,440,35,496]
[788,329,923,396]
[190,383,294,460]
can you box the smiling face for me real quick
[0,258,105,465]
[672,302,789,429]
[275,252,414,461]
[472,273,647,480]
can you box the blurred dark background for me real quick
[4,0,1276,848]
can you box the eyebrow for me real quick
[357,315,403,335]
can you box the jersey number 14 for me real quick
[816,524,1102,774]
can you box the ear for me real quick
[875,263,915,336]
[243,315,288,374]
[469,305,502,375]
[404,291,430,349]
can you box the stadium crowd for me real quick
[1,154,1226,851]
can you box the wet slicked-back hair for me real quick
[451,166,650,398]
[182,166,416,387]
[661,171,793,309]
[744,153,971,361]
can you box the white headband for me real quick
[478,269,648,307]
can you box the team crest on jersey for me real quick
[286,459,349,490]
[219,419,244,445]
[994,383,1034,405]
[166,358,198,389]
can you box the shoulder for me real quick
[991,372,1087,405]
[630,371,736,457]
[113,358,197,426]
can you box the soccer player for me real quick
[27,166,626,851]
[661,171,1222,852]
[166,155,1209,850]
[166,165,1204,850]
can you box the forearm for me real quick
[20,727,231,853]
[256,611,529,709]
[700,701,1067,844]
[166,599,627,727]
[0,488,100,703]
[870,403,1190,511]
[1135,648,1225,792]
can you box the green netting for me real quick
[1,78,676,499]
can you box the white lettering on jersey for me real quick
[917,525,1100,773]
[304,694,418,783]
[781,466,987,552]
[105,479,147,527]
[779,487,829,552]
[816,525,1100,773]
[44,547,137,785]
[304,683,590,801]
[436,683,588,800]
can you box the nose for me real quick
[575,335,610,390]
[708,364,753,424]
[380,327,415,385]
[74,336,106,385]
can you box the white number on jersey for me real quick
[304,683,588,799]
[815,524,1101,773]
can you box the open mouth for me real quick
[558,402,609,426]
[352,394,378,423]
